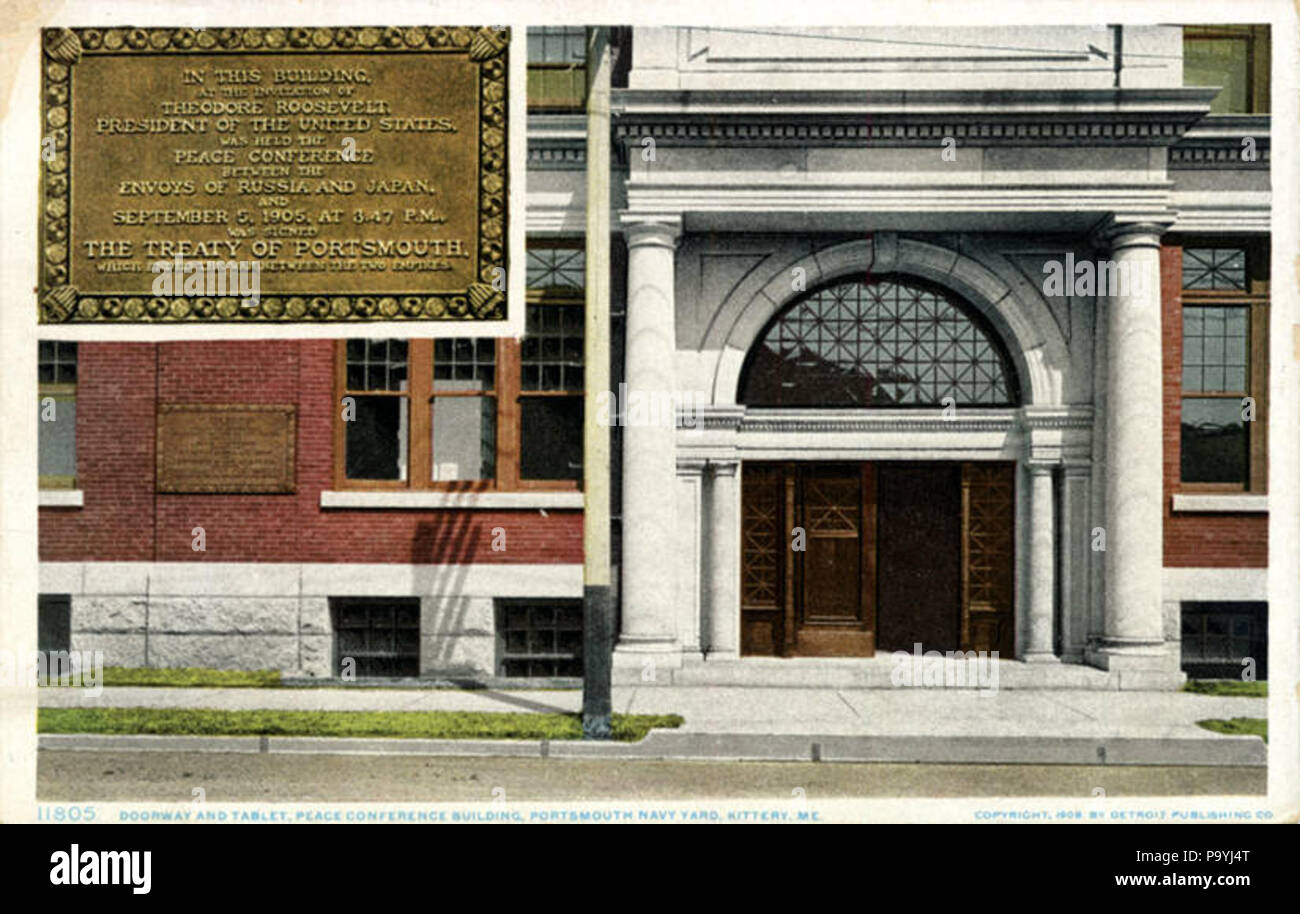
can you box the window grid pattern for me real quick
[38,341,77,384]
[346,339,408,391]
[434,338,496,390]
[499,602,583,678]
[527,27,586,64]
[332,599,420,679]
[522,304,584,392]
[1180,602,1267,679]
[1182,248,1248,291]
[741,277,1018,407]
[1182,306,1249,393]
[525,247,585,289]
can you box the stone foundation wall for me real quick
[70,595,334,678]
[45,562,584,680]
[70,594,502,679]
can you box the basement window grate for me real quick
[498,601,583,678]
[331,598,420,678]
[1180,601,1267,680]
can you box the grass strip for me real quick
[1182,680,1267,698]
[1195,717,1267,742]
[39,666,282,688]
[39,707,683,742]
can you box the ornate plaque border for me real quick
[39,25,509,323]
[156,403,297,494]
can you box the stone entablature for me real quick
[1168,115,1271,169]
[613,88,1220,148]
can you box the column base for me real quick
[700,649,740,663]
[1020,651,1061,664]
[1085,639,1184,687]
[1086,639,1174,668]
[612,636,683,670]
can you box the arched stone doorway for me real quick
[731,273,1023,658]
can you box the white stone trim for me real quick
[706,236,1070,409]
[1170,191,1270,234]
[614,86,1217,124]
[1171,493,1268,513]
[526,190,585,236]
[320,490,584,510]
[626,182,1173,220]
[38,562,584,599]
[528,113,585,142]
[301,564,582,598]
[1162,568,1267,602]
[38,489,83,508]
[38,562,84,594]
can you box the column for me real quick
[704,459,740,660]
[615,216,682,667]
[1059,462,1093,661]
[1023,462,1058,662]
[1092,221,1171,671]
[674,458,706,659]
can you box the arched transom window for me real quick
[738,274,1021,408]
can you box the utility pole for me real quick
[581,26,613,740]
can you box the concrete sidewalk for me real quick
[37,685,1267,765]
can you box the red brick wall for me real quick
[40,341,583,565]
[1161,245,1267,567]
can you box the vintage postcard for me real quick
[0,0,1296,854]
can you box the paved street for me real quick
[37,750,1265,802]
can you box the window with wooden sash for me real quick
[1183,25,1270,115]
[38,341,77,490]
[1179,243,1268,491]
[335,245,585,490]
[527,27,587,111]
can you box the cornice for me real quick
[739,416,1017,433]
[1168,114,1270,170]
[528,114,587,170]
[612,87,1219,149]
[1018,407,1095,430]
[733,409,1020,434]
[693,406,1095,435]
[528,144,587,169]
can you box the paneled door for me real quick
[740,462,875,656]
[959,463,1017,656]
[794,463,876,656]
[740,460,1014,658]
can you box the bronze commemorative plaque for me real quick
[157,404,296,493]
[39,26,509,323]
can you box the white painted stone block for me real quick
[72,596,146,633]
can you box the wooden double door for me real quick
[740,461,1015,658]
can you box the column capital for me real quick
[1062,460,1093,477]
[676,457,708,477]
[707,458,739,477]
[620,213,682,249]
[1090,215,1175,252]
[1025,460,1057,475]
